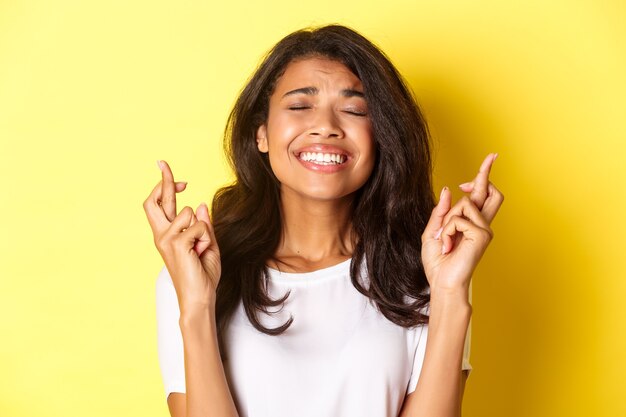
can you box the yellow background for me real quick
[1,0,624,416]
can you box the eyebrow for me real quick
[282,87,365,99]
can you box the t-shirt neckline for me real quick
[267,257,352,283]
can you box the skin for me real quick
[144,57,504,417]
[255,57,375,270]
[398,152,503,417]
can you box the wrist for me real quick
[429,287,472,315]
[430,280,470,299]
[179,304,216,331]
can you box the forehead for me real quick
[274,57,362,93]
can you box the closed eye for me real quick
[344,109,368,116]
[288,105,311,111]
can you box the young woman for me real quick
[144,25,503,417]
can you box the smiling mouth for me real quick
[298,151,347,165]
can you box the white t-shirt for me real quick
[155,257,472,417]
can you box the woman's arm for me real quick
[399,291,471,417]
[157,278,237,417]
[401,153,503,417]
[167,393,186,417]
[163,307,237,417]
[145,160,239,417]
[460,370,469,403]
[176,306,239,417]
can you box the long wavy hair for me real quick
[211,25,435,358]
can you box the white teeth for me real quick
[299,152,346,164]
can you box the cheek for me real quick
[356,124,375,161]
[362,135,377,178]
[267,116,304,152]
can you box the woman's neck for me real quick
[269,190,356,272]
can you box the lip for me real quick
[293,144,352,174]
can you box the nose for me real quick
[308,107,344,139]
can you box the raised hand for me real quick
[143,160,221,315]
[421,153,504,293]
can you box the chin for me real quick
[278,184,352,202]
[299,188,357,202]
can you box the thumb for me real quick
[423,186,451,239]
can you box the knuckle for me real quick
[491,185,504,200]
[142,198,152,211]
[460,196,477,210]
[155,235,167,251]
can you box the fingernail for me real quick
[458,182,472,188]
[440,186,448,200]
[435,227,443,240]
[493,153,498,162]
[157,160,163,171]
[441,243,447,255]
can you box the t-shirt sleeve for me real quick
[155,265,187,399]
[406,282,473,395]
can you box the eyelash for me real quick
[288,106,367,117]
[346,109,368,117]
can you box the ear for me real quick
[256,125,269,153]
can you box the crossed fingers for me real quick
[444,153,503,249]
[142,160,188,236]
[423,153,504,255]
[451,153,504,226]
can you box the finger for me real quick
[423,186,452,240]
[178,215,213,254]
[458,181,504,224]
[158,160,177,222]
[196,203,219,250]
[143,180,188,235]
[469,153,497,210]
[166,206,195,235]
[481,182,505,224]
[193,203,215,256]
[187,211,201,255]
[175,181,188,192]
[144,180,169,234]
[458,181,474,193]
[440,196,490,234]
[440,215,493,255]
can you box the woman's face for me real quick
[256,57,375,203]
